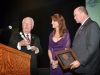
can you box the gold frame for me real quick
[55,48,78,70]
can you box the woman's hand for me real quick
[51,60,58,69]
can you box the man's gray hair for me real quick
[22,17,34,26]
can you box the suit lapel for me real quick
[82,18,91,28]
[75,25,81,37]
[75,18,91,38]
[30,34,35,46]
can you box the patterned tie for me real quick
[75,25,83,37]
[26,34,30,43]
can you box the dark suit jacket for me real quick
[72,18,100,73]
[8,32,43,74]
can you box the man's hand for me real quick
[19,40,30,46]
[70,60,81,69]
[31,46,38,51]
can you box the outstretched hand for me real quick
[70,60,80,69]
[31,46,38,52]
[19,40,30,46]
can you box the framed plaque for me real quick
[55,48,78,70]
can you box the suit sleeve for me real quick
[33,37,43,56]
[79,22,100,66]
[8,34,19,49]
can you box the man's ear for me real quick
[32,25,34,29]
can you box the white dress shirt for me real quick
[17,33,39,54]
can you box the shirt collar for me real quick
[82,17,89,25]
[24,33,31,39]
[24,33,30,36]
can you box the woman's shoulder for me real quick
[49,32,52,37]
[66,30,69,33]
[65,30,70,35]
[64,30,70,37]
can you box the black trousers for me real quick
[30,59,38,75]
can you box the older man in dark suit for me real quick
[70,6,100,75]
[8,17,43,75]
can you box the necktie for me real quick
[75,25,83,37]
[26,34,30,43]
